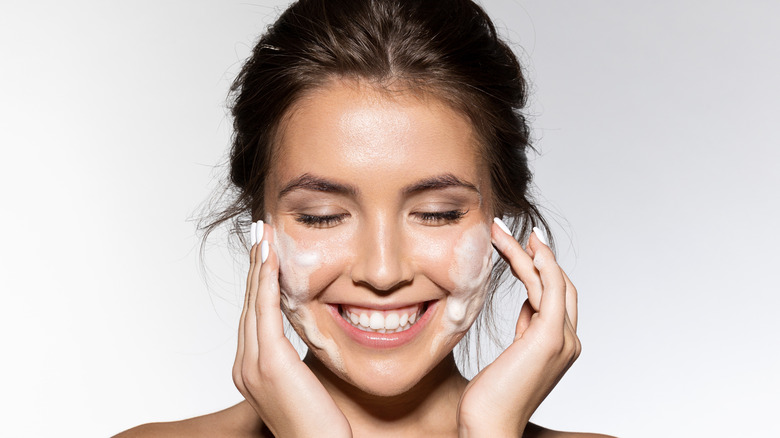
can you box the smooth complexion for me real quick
[273,223,346,372]
[263,79,495,398]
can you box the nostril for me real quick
[352,277,413,295]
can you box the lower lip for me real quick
[327,301,437,349]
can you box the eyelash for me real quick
[294,210,467,228]
[416,210,467,224]
[294,213,349,227]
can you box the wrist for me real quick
[457,409,529,438]
[458,424,525,438]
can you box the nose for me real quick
[350,216,414,294]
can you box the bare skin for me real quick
[115,401,610,438]
[115,80,614,438]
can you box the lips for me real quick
[328,301,436,349]
[340,303,426,333]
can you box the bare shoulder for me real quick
[525,422,617,438]
[112,402,266,438]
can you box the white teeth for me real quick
[385,313,400,330]
[342,304,426,334]
[369,312,384,330]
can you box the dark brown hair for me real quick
[200,0,552,369]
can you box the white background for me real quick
[2,1,778,436]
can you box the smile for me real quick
[339,303,427,333]
[328,301,437,349]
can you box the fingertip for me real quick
[532,226,549,246]
[491,218,517,255]
[256,220,265,244]
[260,240,269,263]
[250,222,257,245]
[493,217,512,236]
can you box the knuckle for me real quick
[535,331,565,358]
[573,335,583,359]
[561,332,581,362]
[241,364,261,388]
[568,284,578,301]
[232,366,247,393]
[550,335,566,355]
[243,371,262,390]
[232,372,244,390]
[256,358,278,379]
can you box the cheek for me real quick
[444,224,494,331]
[408,231,452,280]
[273,229,320,311]
[273,226,352,310]
[273,226,350,372]
[409,223,493,332]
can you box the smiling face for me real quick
[263,79,495,396]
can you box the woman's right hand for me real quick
[233,221,352,438]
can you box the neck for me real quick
[304,351,468,436]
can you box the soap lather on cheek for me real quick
[273,227,323,311]
[272,227,345,372]
[445,224,494,332]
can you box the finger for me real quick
[237,228,260,357]
[561,269,578,331]
[528,230,566,324]
[242,228,264,366]
[234,228,261,394]
[514,298,534,340]
[491,218,544,311]
[255,224,285,343]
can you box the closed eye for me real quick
[415,210,466,225]
[295,213,350,228]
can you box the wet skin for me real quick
[264,79,494,398]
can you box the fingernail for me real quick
[250,222,257,245]
[493,217,512,236]
[255,220,264,245]
[533,226,549,246]
[260,240,269,263]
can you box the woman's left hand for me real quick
[457,221,581,436]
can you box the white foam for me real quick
[445,223,494,330]
[273,225,323,311]
[288,307,345,373]
[272,224,345,371]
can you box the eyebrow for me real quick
[402,173,480,197]
[277,172,479,199]
[278,173,359,198]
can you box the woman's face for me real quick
[263,80,494,396]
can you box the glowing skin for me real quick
[429,223,494,356]
[445,223,493,329]
[263,79,495,397]
[273,224,323,311]
[274,224,346,372]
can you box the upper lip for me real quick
[331,300,434,311]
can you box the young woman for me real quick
[117,0,611,436]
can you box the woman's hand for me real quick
[233,221,352,438]
[457,219,581,437]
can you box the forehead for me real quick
[269,80,487,197]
